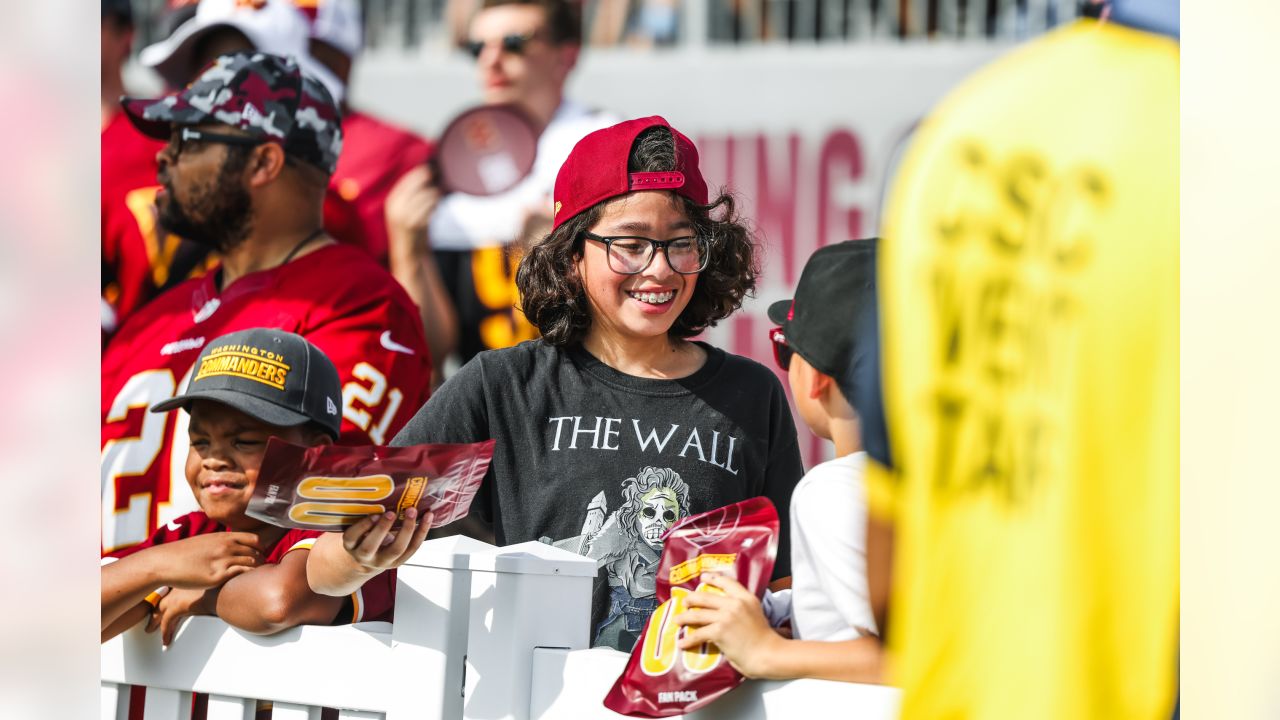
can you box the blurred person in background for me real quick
[867,1,1179,717]
[394,0,618,367]
[103,0,365,342]
[291,0,458,385]
[102,52,431,557]
[101,0,192,340]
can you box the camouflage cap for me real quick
[121,51,343,175]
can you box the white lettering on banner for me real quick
[548,417,740,475]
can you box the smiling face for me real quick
[576,191,699,347]
[184,400,316,531]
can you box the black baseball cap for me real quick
[767,239,878,388]
[150,328,343,439]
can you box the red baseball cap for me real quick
[551,116,709,230]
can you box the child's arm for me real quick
[101,532,263,642]
[212,549,348,635]
[307,508,432,597]
[673,572,883,684]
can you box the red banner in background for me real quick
[696,128,872,468]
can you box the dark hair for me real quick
[480,0,582,44]
[516,126,760,347]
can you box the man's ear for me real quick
[246,142,287,188]
[809,369,834,401]
[556,43,581,80]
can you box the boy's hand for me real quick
[342,508,432,574]
[162,532,263,588]
[672,571,780,678]
[146,587,217,646]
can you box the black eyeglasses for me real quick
[583,232,709,275]
[769,326,794,371]
[171,127,264,157]
[465,30,544,59]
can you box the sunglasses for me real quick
[465,30,543,59]
[769,326,794,371]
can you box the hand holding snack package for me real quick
[603,497,779,717]
[246,438,496,531]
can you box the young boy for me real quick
[672,239,884,683]
[101,328,426,645]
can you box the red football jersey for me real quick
[328,110,434,265]
[105,511,320,564]
[101,111,188,332]
[101,243,433,553]
[103,511,394,623]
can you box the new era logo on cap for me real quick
[326,396,338,416]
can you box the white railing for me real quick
[102,535,901,719]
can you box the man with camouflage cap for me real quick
[102,51,433,554]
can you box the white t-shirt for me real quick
[789,451,876,641]
[428,99,619,251]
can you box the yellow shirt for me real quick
[873,19,1178,719]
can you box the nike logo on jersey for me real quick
[380,330,415,355]
[193,298,221,323]
[166,519,183,532]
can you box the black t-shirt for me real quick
[392,339,804,651]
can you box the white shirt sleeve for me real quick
[788,452,876,641]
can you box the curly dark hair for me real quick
[516,126,760,347]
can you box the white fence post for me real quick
[385,535,497,720]
[100,682,129,720]
[206,694,255,720]
[461,541,597,720]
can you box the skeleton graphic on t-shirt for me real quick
[545,466,690,650]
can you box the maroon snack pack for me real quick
[246,438,496,532]
[603,497,779,717]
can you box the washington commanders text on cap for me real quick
[767,239,878,385]
[551,116,709,230]
[121,51,343,175]
[150,327,343,439]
